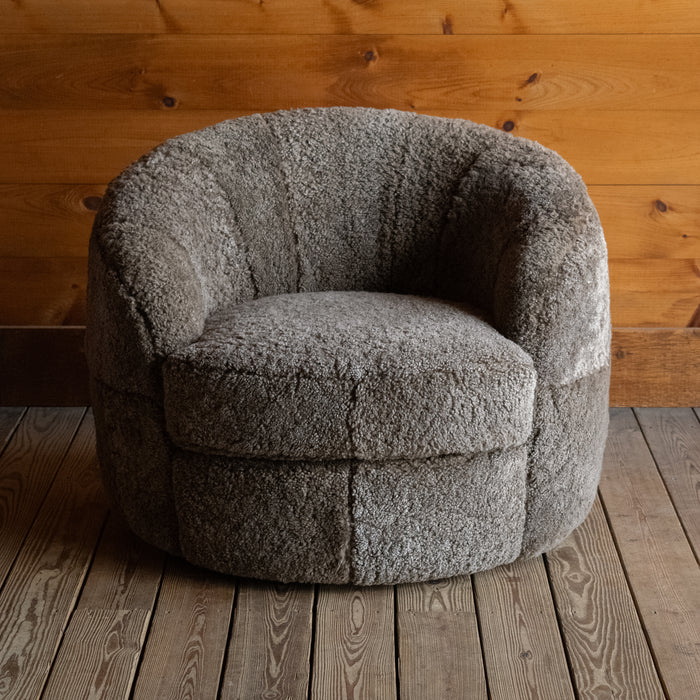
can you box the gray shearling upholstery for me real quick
[164,292,536,460]
[87,107,611,585]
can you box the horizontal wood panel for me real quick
[2,327,698,406]
[1,0,698,34]
[2,256,695,327]
[3,35,700,112]
[608,257,700,327]
[590,186,700,259]
[2,184,699,260]
[2,109,700,185]
[609,258,700,298]
[611,292,700,328]
[0,257,697,327]
[0,184,104,257]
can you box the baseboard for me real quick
[610,327,700,407]
[1,326,698,407]
[0,326,89,406]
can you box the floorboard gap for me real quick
[306,583,319,700]
[471,573,492,700]
[215,578,240,700]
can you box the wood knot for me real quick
[519,72,540,89]
[162,96,177,108]
[655,199,667,212]
[82,196,102,211]
[364,50,376,62]
[502,120,515,132]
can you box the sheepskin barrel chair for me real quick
[87,107,610,585]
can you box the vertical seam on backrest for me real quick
[260,110,303,293]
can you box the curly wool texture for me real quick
[87,107,611,584]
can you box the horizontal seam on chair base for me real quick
[540,361,611,392]
[91,375,161,404]
[166,356,534,383]
[170,440,530,466]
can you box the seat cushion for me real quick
[163,291,536,460]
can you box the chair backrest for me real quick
[164,107,502,311]
[90,107,608,394]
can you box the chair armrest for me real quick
[86,149,209,397]
[441,135,610,386]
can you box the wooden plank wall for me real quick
[0,0,698,405]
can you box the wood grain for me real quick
[634,408,700,560]
[2,326,698,407]
[131,557,235,700]
[41,515,166,700]
[0,327,90,405]
[2,35,700,112]
[396,576,487,700]
[472,557,575,700]
[610,328,700,407]
[3,109,699,186]
[1,0,699,34]
[41,609,149,700]
[0,412,108,699]
[0,184,103,257]
[1,257,697,327]
[611,291,700,328]
[0,408,24,453]
[312,585,396,700]
[590,186,700,260]
[0,406,84,585]
[599,408,700,699]
[4,184,698,261]
[546,498,665,699]
[1,257,697,328]
[608,258,700,327]
[0,408,696,695]
[76,513,165,611]
[220,581,314,700]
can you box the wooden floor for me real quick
[0,408,698,699]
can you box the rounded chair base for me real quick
[172,447,528,585]
[92,366,609,585]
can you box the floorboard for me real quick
[634,407,700,561]
[0,407,84,587]
[546,497,665,699]
[312,585,396,700]
[473,557,575,700]
[130,557,235,700]
[0,407,24,451]
[599,408,700,699]
[0,407,697,698]
[42,513,166,699]
[396,576,487,699]
[0,411,106,699]
[219,581,314,700]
